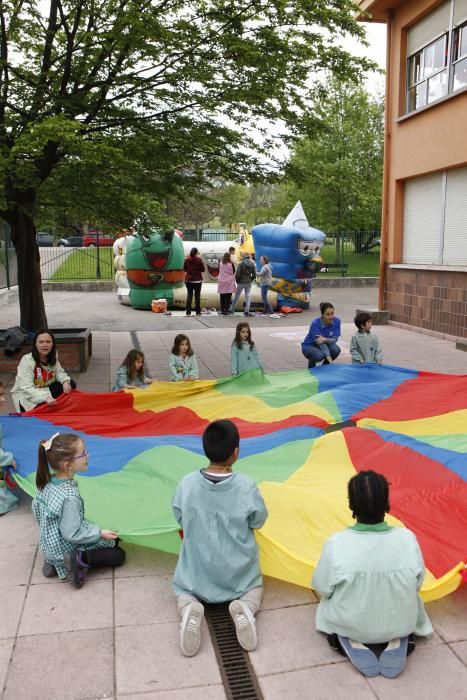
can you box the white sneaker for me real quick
[229,600,257,651]
[180,602,204,656]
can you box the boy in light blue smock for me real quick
[350,312,383,364]
[172,419,268,657]
[312,470,432,679]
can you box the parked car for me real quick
[83,230,115,247]
[36,232,70,247]
[67,235,84,247]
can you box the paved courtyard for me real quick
[0,289,466,699]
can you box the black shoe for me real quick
[307,359,316,368]
[186,311,191,316]
[327,634,346,656]
[42,561,58,578]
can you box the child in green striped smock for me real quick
[312,470,432,679]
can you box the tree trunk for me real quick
[10,210,48,331]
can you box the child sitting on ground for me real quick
[112,349,153,391]
[172,419,268,656]
[350,312,383,365]
[0,381,18,514]
[312,470,432,679]
[32,433,125,586]
[169,334,199,382]
[231,323,263,375]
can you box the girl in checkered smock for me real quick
[32,433,125,587]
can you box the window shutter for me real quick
[407,1,451,55]
[403,173,443,264]
[443,167,467,264]
[454,0,467,25]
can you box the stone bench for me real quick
[0,328,92,373]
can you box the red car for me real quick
[83,230,115,247]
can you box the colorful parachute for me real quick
[2,365,466,602]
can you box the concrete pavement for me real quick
[0,294,466,699]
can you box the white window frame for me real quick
[406,0,467,113]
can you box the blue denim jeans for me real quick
[260,285,274,314]
[229,284,252,313]
[302,342,341,367]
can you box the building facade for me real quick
[359,0,467,339]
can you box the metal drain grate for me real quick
[205,603,264,700]
[129,331,152,378]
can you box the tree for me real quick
[284,81,384,236]
[0,0,374,329]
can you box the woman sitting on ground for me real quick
[11,329,76,412]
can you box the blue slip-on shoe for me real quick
[379,636,409,678]
[337,636,380,677]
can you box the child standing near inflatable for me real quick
[0,381,18,514]
[301,302,341,368]
[169,334,199,381]
[312,470,432,679]
[32,433,125,586]
[350,312,383,364]
[231,323,263,375]
[112,349,153,391]
[172,419,268,656]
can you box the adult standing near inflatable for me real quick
[217,252,237,315]
[11,330,76,412]
[183,247,205,316]
[229,252,257,316]
[301,302,341,368]
[257,255,274,314]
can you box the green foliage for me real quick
[0,0,377,325]
[283,80,384,233]
[0,0,375,220]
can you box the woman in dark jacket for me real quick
[183,248,206,315]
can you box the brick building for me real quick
[358,0,467,339]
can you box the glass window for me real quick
[427,68,448,102]
[422,36,447,78]
[453,56,467,91]
[453,23,467,61]
[408,51,423,86]
[408,82,428,111]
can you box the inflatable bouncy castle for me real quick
[113,229,185,309]
[114,203,324,311]
[252,202,325,309]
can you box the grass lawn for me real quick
[51,248,115,280]
[318,244,380,277]
[50,244,380,281]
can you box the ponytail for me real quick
[35,433,81,490]
[36,442,51,490]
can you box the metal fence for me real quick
[318,231,380,277]
[0,223,17,290]
[39,245,115,281]
[0,228,380,287]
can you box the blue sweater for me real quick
[302,316,341,349]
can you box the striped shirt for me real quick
[312,523,433,643]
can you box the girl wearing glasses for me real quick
[32,433,125,587]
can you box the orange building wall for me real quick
[383,0,467,263]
